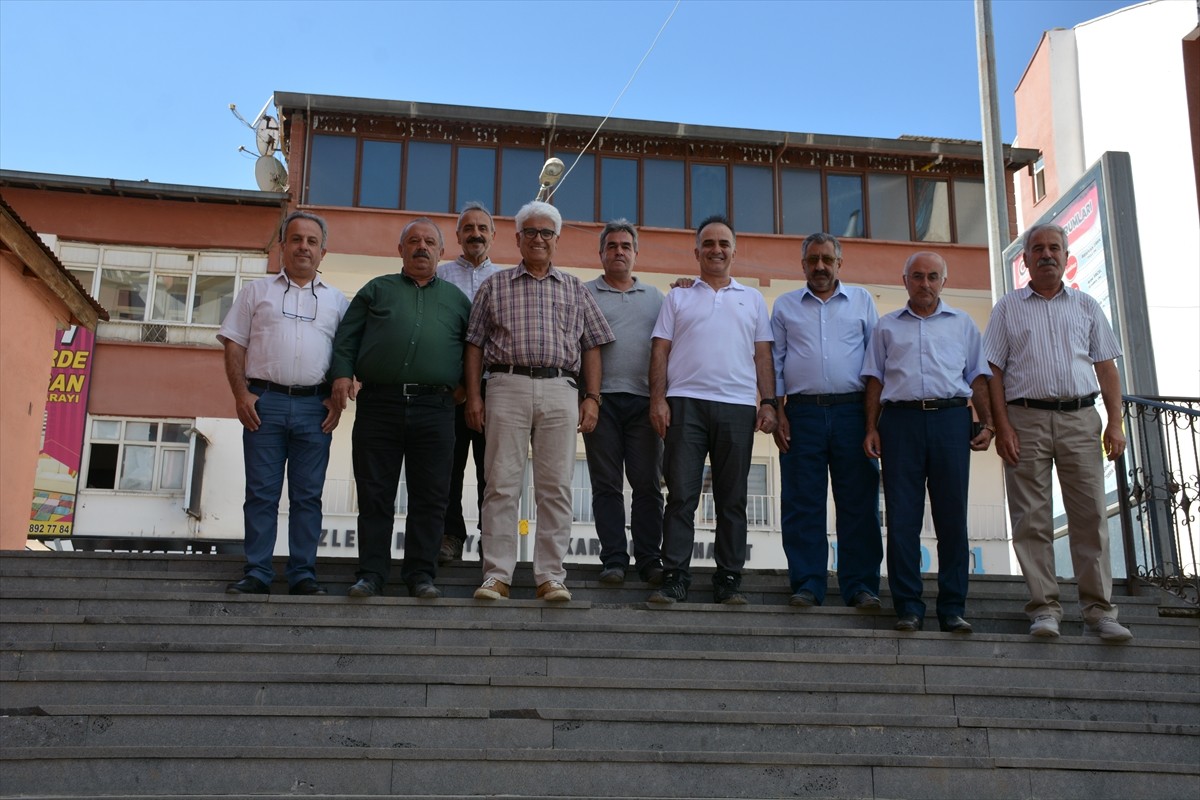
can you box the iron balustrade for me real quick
[1117,395,1200,605]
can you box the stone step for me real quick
[6,670,1196,727]
[2,745,1197,799]
[4,705,1196,763]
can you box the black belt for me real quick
[1009,394,1096,411]
[363,383,452,396]
[490,364,578,380]
[248,379,328,397]
[786,391,864,406]
[885,397,968,411]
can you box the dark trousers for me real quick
[351,386,455,588]
[445,397,486,547]
[582,392,664,575]
[780,401,881,604]
[880,404,972,621]
[660,397,755,581]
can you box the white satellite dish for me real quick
[254,155,288,192]
[255,115,279,157]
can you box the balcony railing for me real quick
[1117,395,1200,605]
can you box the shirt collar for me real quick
[799,280,848,303]
[596,275,645,293]
[513,261,564,281]
[453,255,493,270]
[897,299,951,319]
[276,269,327,290]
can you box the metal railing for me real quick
[1117,395,1200,605]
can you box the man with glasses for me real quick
[464,200,613,602]
[649,215,777,605]
[771,232,883,610]
[584,219,665,586]
[436,202,502,565]
[329,218,471,600]
[219,211,350,596]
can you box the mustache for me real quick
[1037,258,1057,266]
[413,249,432,259]
[466,237,486,244]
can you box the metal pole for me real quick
[975,0,1012,303]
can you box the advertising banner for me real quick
[29,326,95,538]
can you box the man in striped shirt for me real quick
[984,223,1132,642]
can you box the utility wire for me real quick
[548,0,681,201]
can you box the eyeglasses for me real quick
[521,228,558,240]
[803,254,839,267]
[282,280,318,322]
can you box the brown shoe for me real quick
[473,577,509,600]
[536,580,572,602]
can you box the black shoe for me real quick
[640,563,664,587]
[939,615,973,634]
[437,536,463,565]
[648,571,688,604]
[895,613,922,632]
[348,576,382,597]
[850,591,882,609]
[408,580,442,600]
[598,564,626,585]
[288,578,327,596]
[226,576,270,595]
[789,589,819,607]
[712,571,748,605]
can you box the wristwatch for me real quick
[760,397,779,409]
[585,393,603,407]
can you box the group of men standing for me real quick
[218,206,1133,642]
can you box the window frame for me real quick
[81,416,196,497]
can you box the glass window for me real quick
[780,169,822,236]
[359,140,402,209]
[456,146,496,211]
[192,275,236,326]
[405,141,452,213]
[150,274,191,323]
[98,268,150,321]
[868,174,910,241]
[600,158,638,222]
[914,178,951,242]
[1032,155,1046,202]
[827,174,864,239]
[553,151,595,222]
[643,159,684,229]
[953,179,988,245]
[308,134,356,207]
[690,163,727,227]
[701,463,771,527]
[83,418,192,495]
[732,164,774,234]
[500,147,545,216]
[68,267,96,295]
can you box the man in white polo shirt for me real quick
[648,215,777,605]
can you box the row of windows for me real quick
[307,133,988,244]
[59,243,268,326]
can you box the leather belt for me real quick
[885,397,969,411]
[248,379,329,397]
[1009,394,1097,411]
[490,364,578,380]
[363,383,452,396]
[786,391,864,406]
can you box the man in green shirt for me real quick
[329,218,471,599]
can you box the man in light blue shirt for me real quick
[584,220,665,586]
[435,202,502,564]
[771,232,882,609]
[861,252,993,634]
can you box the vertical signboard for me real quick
[29,326,95,538]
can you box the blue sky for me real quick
[0,0,1136,192]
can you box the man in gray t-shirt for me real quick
[583,219,665,586]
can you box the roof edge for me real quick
[0,170,289,206]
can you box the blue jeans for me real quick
[661,397,755,581]
[582,392,664,576]
[879,405,971,621]
[241,387,332,587]
[779,401,881,604]
[352,386,455,588]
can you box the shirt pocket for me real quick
[554,301,580,338]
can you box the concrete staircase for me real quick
[1,550,1197,799]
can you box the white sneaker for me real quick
[1030,615,1060,637]
[1086,616,1133,642]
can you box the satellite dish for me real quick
[254,156,288,192]
[255,115,279,157]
